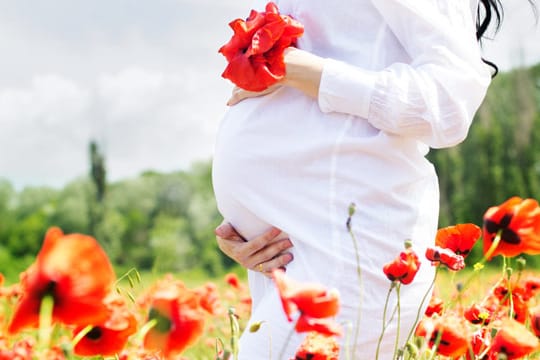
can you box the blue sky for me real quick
[0,0,538,190]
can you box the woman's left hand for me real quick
[226,47,324,106]
[226,84,282,106]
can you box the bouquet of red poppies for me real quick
[218,2,304,92]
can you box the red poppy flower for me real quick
[219,2,304,91]
[382,248,421,285]
[143,287,206,358]
[425,295,444,317]
[415,315,471,358]
[8,227,115,334]
[224,273,241,289]
[522,276,540,300]
[425,246,465,271]
[464,302,494,325]
[483,197,540,259]
[436,223,482,257]
[0,338,34,359]
[487,318,539,359]
[73,296,137,356]
[491,281,530,323]
[294,315,343,337]
[294,332,340,360]
[194,282,221,315]
[511,295,530,324]
[272,269,340,322]
[467,328,491,360]
[531,306,540,338]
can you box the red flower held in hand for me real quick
[8,227,115,334]
[436,223,482,257]
[425,246,465,271]
[73,296,137,357]
[483,196,540,259]
[382,246,421,285]
[219,2,304,91]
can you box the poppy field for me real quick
[1,196,540,359]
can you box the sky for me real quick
[0,0,539,190]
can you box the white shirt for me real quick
[212,0,491,358]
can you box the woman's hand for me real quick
[226,84,281,106]
[214,222,294,276]
[226,48,325,106]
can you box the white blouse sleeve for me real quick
[317,0,492,149]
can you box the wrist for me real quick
[283,48,324,98]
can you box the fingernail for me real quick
[284,253,294,263]
[215,224,228,236]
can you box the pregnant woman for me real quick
[212,0,499,358]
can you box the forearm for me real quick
[283,47,325,99]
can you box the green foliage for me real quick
[0,161,225,283]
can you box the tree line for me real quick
[0,160,229,282]
[0,63,539,281]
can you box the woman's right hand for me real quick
[214,222,294,276]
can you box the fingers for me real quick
[255,251,294,276]
[245,237,293,270]
[214,223,295,272]
[234,227,285,267]
[243,227,282,254]
[226,84,281,106]
[215,222,244,242]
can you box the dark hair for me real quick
[476,0,538,77]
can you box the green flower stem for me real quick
[483,229,503,262]
[347,203,363,358]
[136,318,157,344]
[71,324,93,348]
[375,282,395,360]
[228,307,240,360]
[426,330,443,360]
[502,256,515,320]
[402,268,438,351]
[392,284,402,360]
[38,295,54,350]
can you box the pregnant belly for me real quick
[211,87,434,243]
[212,87,379,195]
[211,88,348,239]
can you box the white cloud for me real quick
[0,64,230,189]
[0,75,92,188]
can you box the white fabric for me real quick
[212,0,491,358]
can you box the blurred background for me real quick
[0,0,539,280]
